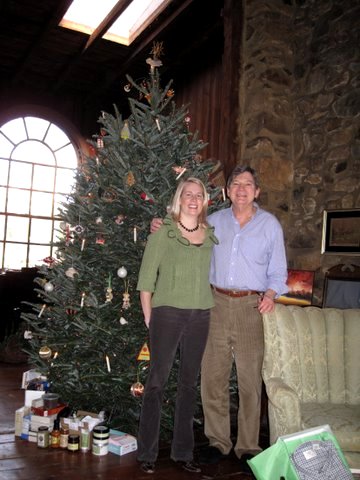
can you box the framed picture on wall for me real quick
[276,269,315,306]
[321,209,360,255]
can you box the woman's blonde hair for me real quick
[169,177,209,226]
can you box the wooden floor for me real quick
[0,362,258,480]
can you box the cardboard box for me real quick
[30,413,56,432]
[21,369,42,389]
[20,414,31,440]
[15,407,31,437]
[62,410,101,434]
[25,390,44,407]
[108,429,137,456]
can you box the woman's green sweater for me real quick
[137,216,218,309]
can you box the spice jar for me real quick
[37,426,49,448]
[67,434,80,452]
[60,424,69,449]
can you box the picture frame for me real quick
[276,269,315,306]
[322,263,360,309]
[321,209,360,255]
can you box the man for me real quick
[199,165,288,468]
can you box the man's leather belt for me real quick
[212,287,259,298]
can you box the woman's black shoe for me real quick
[140,462,155,474]
[198,445,226,464]
[176,460,201,473]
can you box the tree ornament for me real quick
[65,267,78,278]
[65,225,73,246]
[44,282,54,293]
[73,224,84,235]
[24,330,33,340]
[66,308,78,316]
[149,41,164,62]
[140,192,153,203]
[100,187,117,203]
[130,382,144,398]
[117,266,127,278]
[43,256,56,266]
[122,291,130,310]
[137,342,150,361]
[166,88,175,97]
[120,120,130,140]
[39,346,52,359]
[105,274,113,303]
[96,233,105,245]
[97,137,104,149]
[119,317,128,325]
[95,217,103,224]
[126,171,135,186]
[124,83,131,92]
[146,56,163,71]
[114,214,125,225]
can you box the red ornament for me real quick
[140,192,154,203]
[43,256,56,266]
[130,382,144,397]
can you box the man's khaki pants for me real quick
[201,290,264,458]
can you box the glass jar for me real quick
[60,425,69,449]
[67,434,80,452]
[37,426,49,448]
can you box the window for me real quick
[60,0,170,46]
[0,116,78,270]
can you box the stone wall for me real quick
[238,0,360,304]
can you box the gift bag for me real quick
[248,425,353,480]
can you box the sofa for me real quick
[261,304,360,468]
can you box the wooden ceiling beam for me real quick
[86,0,195,100]
[13,0,74,85]
[53,0,134,93]
[83,0,133,52]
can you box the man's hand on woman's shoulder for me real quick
[150,218,163,233]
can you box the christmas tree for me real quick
[21,43,223,438]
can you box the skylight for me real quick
[60,0,170,46]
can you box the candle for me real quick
[133,227,137,243]
[105,355,111,372]
[176,167,187,180]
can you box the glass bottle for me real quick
[59,423,69,449]
[50,419,60,448]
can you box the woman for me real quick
[136,177,218,474]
